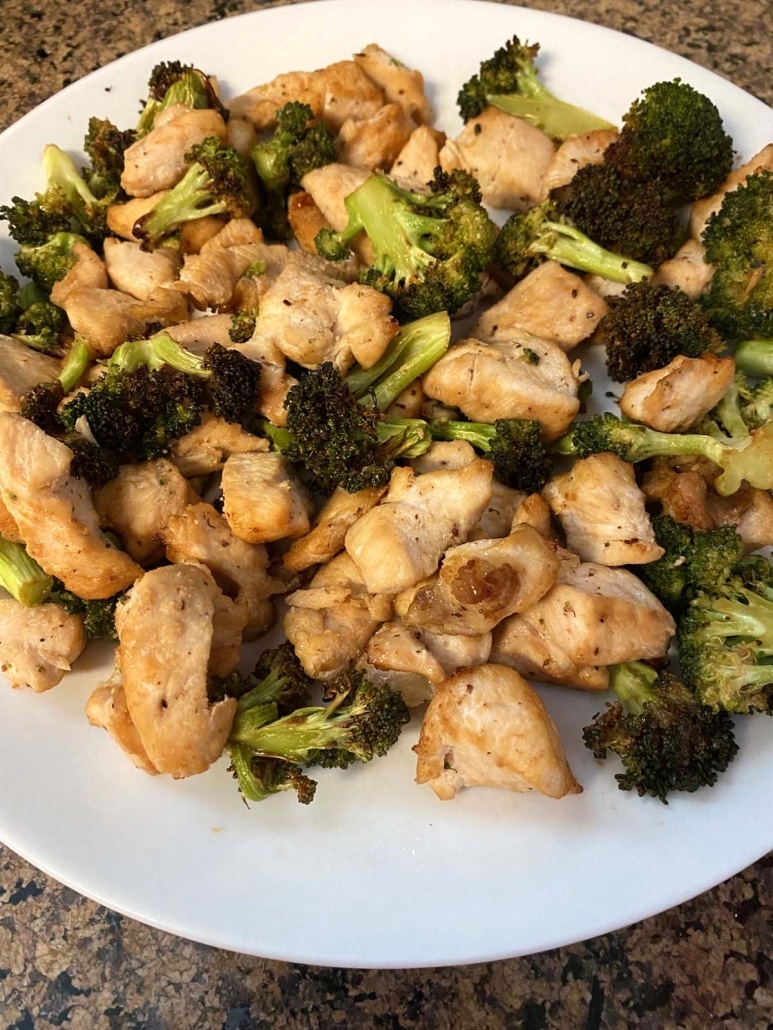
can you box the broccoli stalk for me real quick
[582,661,738,803]
[428,417,553,492]
[492,202,654,286]
[132,136,257,249]
[315,169,498,321]
[0,536,53,606]
[732,338,773,378]
[457,36,615,139]
[555,411,773,496]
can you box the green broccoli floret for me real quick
[677,572,773,714]
[555,411,773,496]
[314,168,498,322]
[136,62,224,136]
[251,100,337,241]
[457,35,614,138]
[82,116,135,200]
[700,171,773,340]
[47,581,123,639]
[14,231,93,295]
[591,280,722,383]
[0,269,21,334]
[11,299,69,354]
[603,78,734,203]
[0,536,53,606]
[227,747,318,804]
[228,308,259,344]
[491,200,654,286]
[553,163,685,267]
[582,661,738,802]
[428,417,552,492]
[733,370,773,428]
[132,136,257,249]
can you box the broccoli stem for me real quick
[375,417,432,458]
[0,537,53,606]
[607,661,658,716]
[488,93,615,140]
[539,220,653,284]
[109,331,207,377]
[428,418,497,449]
[229,701,348,763]
[59,338,93,394]
[132,163,226,244]
[41,144,99,210]
[733,339,773,378]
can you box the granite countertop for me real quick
[1,0,772,1026]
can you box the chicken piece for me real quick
[0,599,86,692]
[161,501,282,640]
[439,107,555,211]
[221,450,314,544]
[102,238,181,302]
[168,412,268,477]
[386,379,424,419]
[0,413,142,599]
[225,115,258,157]
[284,551,393,680]
[120,105,228,197]
[115,563,238,778]
[650,238,714,299]
[345,460,494,594]
[175,241,272,311]
[690,143,773,241]
[93,459,195,564]
[0,496,21,542]
[317,60,386,131]
[420,627,492,673]
[232,330,298,428]
[247,260,397,372]
[337,103,415,171]
[389,125,446,191]
[300,163,373,263]
[511,492,556,540]
[619,353,735,433]
[85,670,158,775]
[164,313,236,353]
[0,336,62,413]
[287,190,335,255]
[414,663,581,801]
[366,621,447,685]
[49,239,108,307]
[468,482,526,541]
[353,43,433,125]
[710,487,773,552]
[226,69,326,129]
[540,127,618,197]
[472,261,608,351]
[490,614,610,691]
[543,452,663,566]
[421,335,583,441]
[107,192,170,241]
[61,286,189,357]
[179,215,230,254]
[409,439,477,473]
[394,524,561,635]
[640,458,716,532]
[520,560,676,667]
[283,484,386,573]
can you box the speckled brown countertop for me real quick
[1,0,773,1026]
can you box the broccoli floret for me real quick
[228,308,258,344]
[733,370,773,428]
[132,136,257,249]
[0,269,21,334]
[491,200,654,286]
[19,337,94,434]
[604,78,734,203]
[636,516,746,615]
[428,417,552,492]
[732,338,773,379]
[137,62,224,136]
[555,411,773,496]
[82,116,135,200]
[554,163,685,267]
[65,434,121,488]
[251,101,337,241]
[591,280,722,383]
[457,36,614,138]
[227,747,318,804]
[700,171,773,340]
[0,536,53,606]
[47,582,121,639]
[582,661,738,802]
[14,232,93,295]
[314,168,498,322]
[11,299,69,354]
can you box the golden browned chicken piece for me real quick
[414,663,582,801]
[49,239,108,307]
[60,285,189,357]
[394,524,561,635]
[0,599,86,692]
[168,413,269,477]
[618,354,736,433]
[282,484,387,574]
[353,43,433,126]
[221,451,314,544]
[439,107,555,210]
[490,614,610,692]
[300,163,374,264]
[115,563,238,778]
[344,460,494,594]
[283,551,394,680]
[540,127,618,196]
[102,238,181,302]
[0,413,143,599]
[650,239,714,299]
[85,669,158,775]
[542,452,664,566]
[0,337,62,413]
[337,104,415,171]
[389,126,446,191]
[421,335,584,441]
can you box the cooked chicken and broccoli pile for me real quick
[1,35,772,807]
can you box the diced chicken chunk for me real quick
[389,126,446,191]
[618,354,735,432]
[353,43,433,125]
[540,128,618,197]
[491,614,610,691]
[543,452,664,565]
[283,484,386,573]
[85,670,158,774]
[0,336,62,413]
[651,238,714,299]
[0,599,86,692]
[414,663,581,800]
[221,451,314,544]
[168,413,268,477]
[337,102,415,170]
[49,239,108,307]
[61,286,189,357]
[102,238,181,302]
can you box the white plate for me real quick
[1,0,772,970]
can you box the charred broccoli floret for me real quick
[251,100,337,240]
[19,337,94,434]
[132,136,256,249]
[48,581,123,639]
[583,661,738,803]
[314,168,498,322]
[0,536,53,606]
[556,411,773,496]
[0,269,21,334]
[603,78,734,203]
[428,417,553,492]
[228,308,259,344]
[554,163,685,267]
[491,200,653,286]
[14,232,93,295]
[11,299,69,354]
[592,280,722,382]
[136,62,224,136]
[457,35,614,138]
[82,116,135,200]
